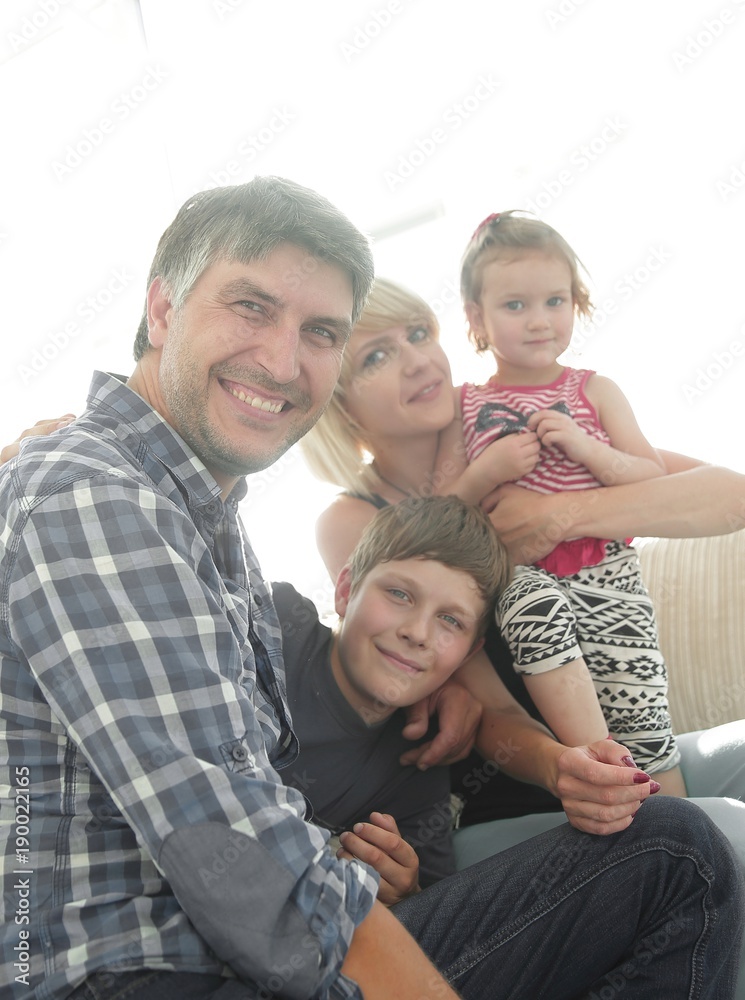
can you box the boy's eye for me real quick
[387,587,410,602]
[439,613,462,629]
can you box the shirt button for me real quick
[231,745,249,762]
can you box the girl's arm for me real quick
[529,375,666,486]
[457,652,658,835]
[435,387,540,503]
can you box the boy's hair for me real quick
[460,210,593,353]
[133,175,375,360]
[347,494,512,639]
[300,277,440,500]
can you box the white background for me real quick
[1,0,743,606]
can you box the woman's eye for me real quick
[408,325,430,344]
[362,348,388,368]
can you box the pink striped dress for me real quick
[461,367,614,576]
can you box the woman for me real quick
[300,277,745,870]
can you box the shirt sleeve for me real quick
[4,472,377,999]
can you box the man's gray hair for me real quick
[133,176,374,360]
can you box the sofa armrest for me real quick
[634,531,745,735]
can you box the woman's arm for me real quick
[488,461,745,565]
[315,494,380,581]
[457,652,659,834]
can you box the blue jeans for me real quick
[453,719,745,997]
[66,798,742,999]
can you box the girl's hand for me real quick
[0,415,76,466]
[475,431,541,485]
[528,409,590,464]
[337,812,421,906]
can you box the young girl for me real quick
[437,211,687,795]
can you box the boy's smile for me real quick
[331,557,484,722]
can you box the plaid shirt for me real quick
[0,372,376,1000]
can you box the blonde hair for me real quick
[301,277,439,499]
[460,211,593,353]
[348,495,512,638]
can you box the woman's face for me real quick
[342,322,454,441]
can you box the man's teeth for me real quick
[227,386,284,413]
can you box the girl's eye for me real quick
[408,325,430,344]
[505,301,523,311]
[547,296,564,307]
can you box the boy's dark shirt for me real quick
[273,581,456,888]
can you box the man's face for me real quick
[146,244,354,491]
[332,557,484,723]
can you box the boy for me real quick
[275,493,511,894]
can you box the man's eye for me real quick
[237,300,264,314]
[308,326,336,344]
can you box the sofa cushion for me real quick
[634,531,745,735]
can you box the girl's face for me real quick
[342,322,454,441]
[467,251,575,383]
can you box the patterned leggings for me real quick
[497,542,680,773]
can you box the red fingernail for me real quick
[649,781,661,794]
[622,756,637,768]
[633,772,651,784]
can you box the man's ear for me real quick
[146,277,175,349]
[334,564,353,619]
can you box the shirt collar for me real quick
[86,371,248,508]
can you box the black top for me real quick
[343,491,562,826]
[274,581,457,887]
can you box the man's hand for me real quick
[0,415,75,466]
[400,681,482,769]
[337,812,420,906]
[553,739,661,835]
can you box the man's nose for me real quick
[252,324,301,384]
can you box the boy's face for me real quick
[332,557,484,722]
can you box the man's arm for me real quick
[5,470,379,997]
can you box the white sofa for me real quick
[635,530,745,734]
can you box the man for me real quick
[1,177,742,999]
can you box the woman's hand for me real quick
[0,415,76,466]
[337,812,421,906]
